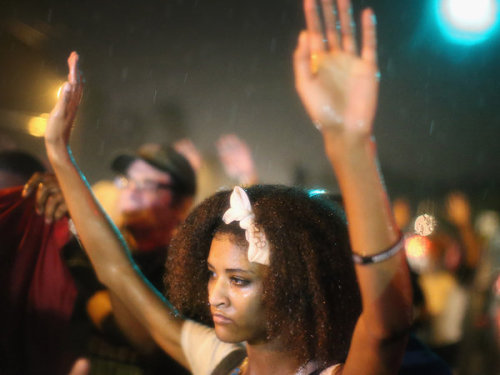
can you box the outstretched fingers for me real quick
[361,8,377,65]
[68,52,79,85]
[321,0,339,50]
[337,0,356,53]
[45,52,83,145]
[66,52,83,124]
[304,0,327,55]
[303,0,378,62]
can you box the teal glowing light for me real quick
[435,0,499,44]
[308,189,326,197]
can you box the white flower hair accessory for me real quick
[222,186,270,266]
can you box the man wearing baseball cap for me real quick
[22,143,196,375]
[111,143,196,253]
[78,143,195,375]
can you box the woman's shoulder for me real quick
[181,319,245,375]
[318,363,342,375]
[298,361,342,375]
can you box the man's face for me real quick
[115,159,190,251]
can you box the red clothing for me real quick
[0,186,77,375]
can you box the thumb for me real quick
[51,82,72,119]
[294,31,314,85]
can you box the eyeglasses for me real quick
[114,175,174,192]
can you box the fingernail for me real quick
[371,14,377,25]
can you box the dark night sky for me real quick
[1,0,499,207]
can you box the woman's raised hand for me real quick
[45,52,83,147]
[295,5,412,373]
[294,0,379,139]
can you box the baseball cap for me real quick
[111,143,196,197]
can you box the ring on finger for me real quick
[310,53,320,74]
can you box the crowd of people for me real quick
[393,192,499,374]
[0,0,498,374]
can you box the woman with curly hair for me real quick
[165,186,360,371]
[44,0,412,374]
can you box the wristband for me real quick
[352,234,404,265]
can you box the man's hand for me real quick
[22,172,68,223]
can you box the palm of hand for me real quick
[225,149,253,176]
[217,135,255,180]
[301,51,378,136]
[295,0,379,138]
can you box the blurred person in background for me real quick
[475,210,500,348]
[41,1,416,373]
[457,209,500,375]
[13,144,196,374]
[0,151,76,375]
[445,192,481,282]
[406,192,481,372]
[391,196,452,375]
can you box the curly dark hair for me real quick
[165,185,361,366]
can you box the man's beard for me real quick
[120,209,157,231]
[119,209,166,251]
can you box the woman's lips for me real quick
[212,313,233,325]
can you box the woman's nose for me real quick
[208,277,229,308]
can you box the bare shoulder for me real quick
[320,363,343,375]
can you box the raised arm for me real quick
[43,53,189,369]
[216,134,258,185]
[294,0,412,373]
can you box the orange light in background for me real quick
[406,235,431,259]
[405,234,432,273]
[27,113,49,137]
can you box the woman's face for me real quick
[207,233,268,344]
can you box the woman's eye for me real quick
[208,270,216,279]
[231,277,250,287]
